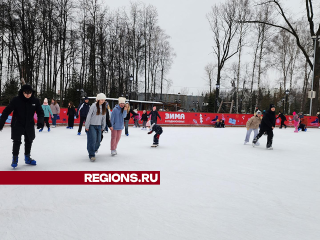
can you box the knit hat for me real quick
[84,97,89,100]
[118,97,126,104]
[21,84,33,94]
[44,98,48,103]
[293,112,296,115]
[256,110,262,115]
[270,104,275,109]
[96,93,106,101]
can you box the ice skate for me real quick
[25,155,36,165]
[252,137,259,147]
[77,132,81,135]
[90,157,96,162]
[111,150,116,156]
[48,128,50,132]
[244,141,248,145]
[151,144,158,147]
[266,143,273,150]
[39,128,43,132]
[11,156,18,169]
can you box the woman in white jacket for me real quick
[85,93,112,161]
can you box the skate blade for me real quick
[151,145,158,147]
[267,148,273,150]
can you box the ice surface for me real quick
[0,126,319,240]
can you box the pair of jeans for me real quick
[134,119,140,127]
[245,128,258,142]
[124,120,129,135]
[111,130,122,150]
[87,125,102,158]
[12,134,33,156]
[52,114,57,126]
[78,116,86,133]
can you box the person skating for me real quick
[252,104,276,150]
[76,97,90,135]
[123,103,137,136]
[244,110,262,145]
[85,93,112,161]
[67,102,76,129]
[292,112,300,133]
[110,97,127,156]
[104,103,111,133]
[298,116,307,132]
[148,123,163,147]
[276,111,287,129]
[133,109,140,128]
[0,84,44,168]
[40,98,54,132]
[141,110,148,130]
[147,106,161,124]
[50,99,60,128]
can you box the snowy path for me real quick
[0,126,319,240]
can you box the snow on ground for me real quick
[0,126,320,240]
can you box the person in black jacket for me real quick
[147,106,161,124]
[0,84,44,168]
[148,123,163,146]
[141,110,148,130]
[253,104,276,149]
[124,103,138,136]
[77,97,90,135]
[67,101,76,129]
[276,111,287,129]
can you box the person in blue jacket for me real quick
[39,98,54,132]
[110,97,127,156]
[77,97,90,135]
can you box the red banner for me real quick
[0,171,160,185]
[1,106,319,126]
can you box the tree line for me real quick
[0,0,174,107]
[204,0,320,115]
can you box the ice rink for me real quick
[0,126,319,240]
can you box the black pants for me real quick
[12,134,33,156]
[78,116,86,132]
[256,128,273,145]
[280,120,286,128]
[151,120,157,125]
[44,117,50,129]
[68,115,75,127]
[153,130,163,144]
[299,123,306,131]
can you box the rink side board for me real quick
[0,106,318,127]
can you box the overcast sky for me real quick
[107,0,311,95]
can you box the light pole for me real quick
[282,98,285,113]
[285,89,289,114]
[215,83,220,113]
[310,35,318,116]
[129,74,133,101]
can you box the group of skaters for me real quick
[245,104,310,150]
[0,84,163,168]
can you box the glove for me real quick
[37,123,44,129]
[148,131,152,134]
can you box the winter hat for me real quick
[256,110,262,115]
[21,84,33,94]
[270,104,275,109]
[96,93,106,101]
[44,98,48,103]
[84,97,89,100]
[293,112,296,115]
[118,97,126,104]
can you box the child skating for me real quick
[141,110,148,130]
[292,112,300,133]
[148,123,163,147]
[40,98,54,132]
[244,110,262,145]
[252,104,276,150]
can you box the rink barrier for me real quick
[1,106,319,127]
